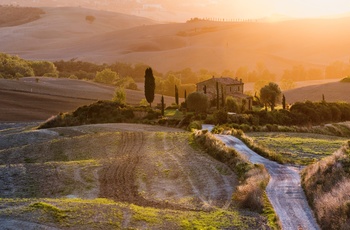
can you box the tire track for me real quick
[99,132,189,210]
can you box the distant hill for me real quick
[284,81,350,104]
[1,6,350,75]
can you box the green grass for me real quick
[0,198,249,229]
[247,132,347,165]
[164,109,184,119]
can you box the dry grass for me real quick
[233,165,269,212]
[302,142,350,230]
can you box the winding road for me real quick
[203,125,320,230]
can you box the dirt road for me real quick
[216,134,320,230]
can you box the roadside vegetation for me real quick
[193,130,280,229]
[302,141,350,230]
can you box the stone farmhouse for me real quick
[196,77,253,110]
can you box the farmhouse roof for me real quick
[196,77,242,85]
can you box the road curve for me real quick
[215,134,320,230]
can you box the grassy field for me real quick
[247,132,347,165]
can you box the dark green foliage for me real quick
[175,85,179,105]
[216,82,219,110]
[260,82,282,111]
[38,101,135,129]
[144,67,155,107]
[213,110,228,125]
[186,92,208,113]
[161,95,165,116]
[282,94,286,110]
[221,85,225,107]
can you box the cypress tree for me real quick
[221,85,225,107]
[144,67,155,107]
[184,89,187,100]
[161,95,165,116]
[175,85,179,105]
[216,82,219,110]
[282,94,286,110]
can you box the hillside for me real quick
[0,5,44,27]
[0,123,268,229]
[1,6,350,74]
[284,81,350,104]
[0,77,177,122]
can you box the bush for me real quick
[186,92,208,113]
[38,101,135,128]
[187,121,202,131]
[213,110,228,124]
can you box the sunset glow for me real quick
[202,0,350,20]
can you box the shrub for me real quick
[302,144,350,230]
[187,121,202,131]
[112,87,126,104]
[186,92,208,113]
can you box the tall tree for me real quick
[184,89,187,100]
[175,85,179,105]
[221,85,225,107]
[216,82,219,110]
[144,67,155,107]
[260,82,282,111]
[161,95,165,116]
[282,94,286,110]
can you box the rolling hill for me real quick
[1,7,350,74]
[284,80,350,104]
[0,77,178,122]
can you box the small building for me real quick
[196,76,253,110]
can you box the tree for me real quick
[161,95,165,116]
[144,67,155,107]
[186,92,208,113]
[184,89,187,99]
[85,15,96,23]
[282,94,286,110]
[226,96,239,112]
[112,87,126,104]
[216,82,219,110]
[95,68,118,84]
[260,82,282,111]
[175,85,179,105]
[221,85,225,107]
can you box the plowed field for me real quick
[0,123,268,229]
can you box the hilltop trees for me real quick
[260,82,282,111]
[144,67,155,107]
[95,68,118,84]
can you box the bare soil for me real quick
[0,123,251,229]
[0,77,177,122]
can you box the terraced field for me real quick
[0,123,268,229]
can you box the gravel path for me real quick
[216,134,320,230]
